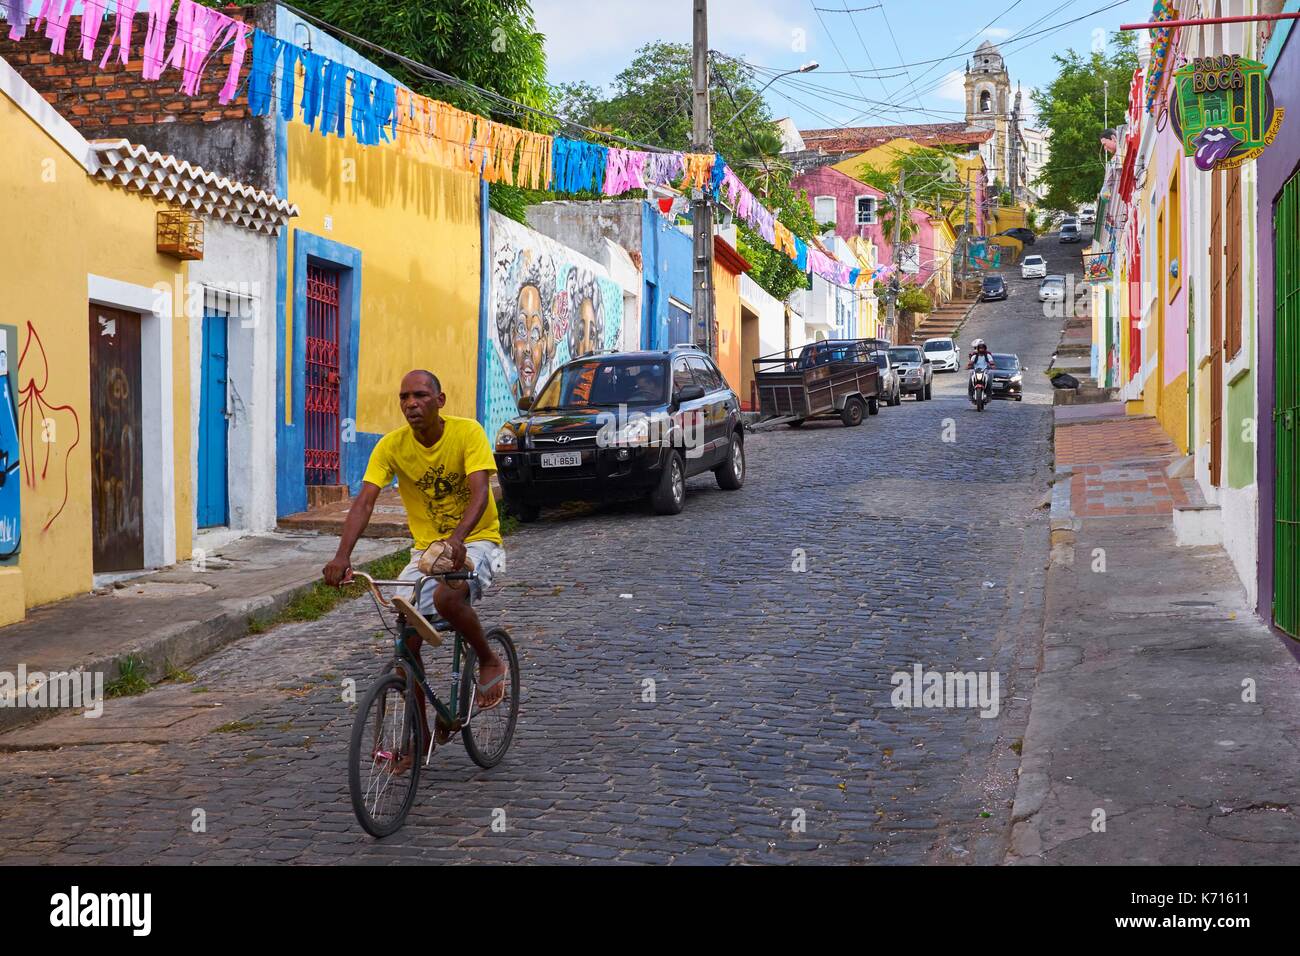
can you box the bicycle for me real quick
[345,569,520,838]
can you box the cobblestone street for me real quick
[0,270,1064,864]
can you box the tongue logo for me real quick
[1192,126,1240,171]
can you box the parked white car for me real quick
[1039,275,1066,302]
[1079,206,1096,224]
[922,336,960,372]
[1021,254,1047,279]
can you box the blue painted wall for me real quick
[639,203,694,351]
[276,231,369,515]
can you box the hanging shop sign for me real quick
[1082,250,1113,282]
[1170,54,1285,171]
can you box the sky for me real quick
[533,0,1158,133]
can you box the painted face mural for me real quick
[566,267,605,361]
[484,214,624,444]
[512,282,549,399]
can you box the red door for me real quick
[305,265,341,486]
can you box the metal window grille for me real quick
[305,265,341,486]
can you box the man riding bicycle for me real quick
[324,370,508,734]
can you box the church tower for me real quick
[965,40,1012,189]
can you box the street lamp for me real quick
[723,61,819,128]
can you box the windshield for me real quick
[1024,256,1043,265]
[532,359,668,410]
[871,353,889,369]
[1042,277,1065,286]
[983,278,1002,288]
[889,347,922,364]
[993,354,1018,369]
[798,342,862,368]
[924,340,952,352]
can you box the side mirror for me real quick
[674,384,706,404]
[516,395,532,412]
[923,358,932,365]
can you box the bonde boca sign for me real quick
[1171,54,1285,171]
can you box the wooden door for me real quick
[89,305,144,572]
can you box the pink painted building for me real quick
[793,164,938,285]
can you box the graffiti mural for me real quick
[483,212,624,440]
[968,239,1003,271]
[18,322,81,533]
[0,326,20,563]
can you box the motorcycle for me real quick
[969,367,991,412]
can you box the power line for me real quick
[276,0,677,153]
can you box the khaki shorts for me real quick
[399,540,505,616]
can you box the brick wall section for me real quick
[3,5,263,135]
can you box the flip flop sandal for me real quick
[475,671,508,712]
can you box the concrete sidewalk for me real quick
[0,531,397,734]
[1010,404,1300,863]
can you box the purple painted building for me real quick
[1255,12,1300,642]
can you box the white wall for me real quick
[603,237,643,352]
[740,273,786,358]
[187,220,279,535]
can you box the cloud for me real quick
[983,27,1012,40]
[935,69,966,103]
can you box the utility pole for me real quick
[691,0,716,357]
[962,168,972,287]
[885,167,905,343]
[1103,79,1110,131]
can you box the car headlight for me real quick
[1011,374,1022,384]
[495,425,518,452]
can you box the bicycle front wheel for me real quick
[460,627,520,769]
[348,672,424,837]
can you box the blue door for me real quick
[197,312,229,527]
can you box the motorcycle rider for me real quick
[967,339,998,400]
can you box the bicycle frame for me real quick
[352,571,474,731]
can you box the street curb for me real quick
[0,540,399,736]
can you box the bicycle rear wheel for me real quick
[348,672,424,837]
[460,627,520,769]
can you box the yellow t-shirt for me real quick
[362,416,501,550]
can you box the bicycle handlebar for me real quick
[345,569,477,608]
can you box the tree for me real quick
[286,0,552,220]
[1032,31,1139,210]
[572,42,819,301]
[854,146,967,242]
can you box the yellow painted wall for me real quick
[0,85,189,622]
[713,259,743,392]
[285,111,482,434]
[1161,373,1189,454]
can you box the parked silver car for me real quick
[887,344,933,401]
[870,350,903,406]
[1039,274,1066,302]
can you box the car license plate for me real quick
[541,451,582,468]
[994,381,1007,389]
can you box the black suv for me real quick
[493,346,745,520]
